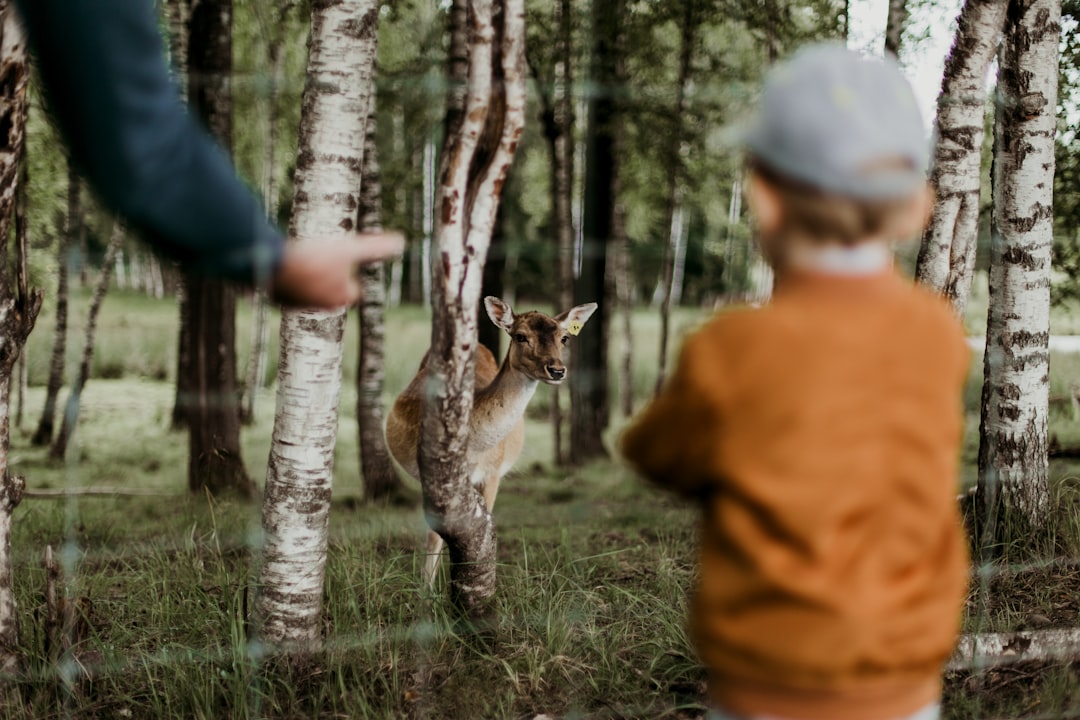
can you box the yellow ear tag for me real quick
[567,320,583,336]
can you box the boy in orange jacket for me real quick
[621,44,969,720]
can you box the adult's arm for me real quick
[15,0,283,285]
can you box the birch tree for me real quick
[32,161,77,447]
[977,0,1060,534]
[356,100,400,502]
[255,0,379,649]
[417,0,527,619]
[184,0,253,496]
[0,1,40,674]
[914,0,1008,314]
[50,222,125,460]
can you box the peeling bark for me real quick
[914,0,1008,316]
[977,0,1060,538]
[0,2,39,675]
[255,0,380,650]
[418,0,527,620]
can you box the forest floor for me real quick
[6,289,1080,718]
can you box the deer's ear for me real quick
[484,296,515,333]
[555,302,598,336]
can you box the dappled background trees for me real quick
[0,0,1078,714]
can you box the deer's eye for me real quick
[560,336,569,345]
[514,333,528,344]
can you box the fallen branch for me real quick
[23,488,181,499]
[950,628,1080,670]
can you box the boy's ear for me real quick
[485,296,515,333]
[555,302,598,336]
[747,171,782,235]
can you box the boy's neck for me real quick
[784,240,893,277]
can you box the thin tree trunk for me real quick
[49,222,125,461]
[0,1,41,675]
[884,0,909,56]
[13,154,27,432]
[571,0,622,463]
[656,0,695,394]
[169,0,191,430]
[184,0,252,496]
[255,0,380,649]
[478,206,506,358]
[534,0,575,465]
[976,0,1060,539]
[421,134,435,308]
[914,0,1008,316]
[615,202,634,418]
[418,0,527,620]
[356,97,400,502]
[240,0,293,426]
[32,161,78,447]
[171,277,190,428]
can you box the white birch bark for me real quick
[977,0,1060,528]
[914,0,1008,316]
[255,0,379,649]
[418,0,527,618]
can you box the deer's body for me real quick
[385,298,596,586]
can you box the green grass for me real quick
[12,288,1080,718]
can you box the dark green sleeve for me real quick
[15,0,284,285]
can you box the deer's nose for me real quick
[546,365,566,381]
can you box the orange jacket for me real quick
[622,270,970,720]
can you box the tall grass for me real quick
[13,291,1080,718]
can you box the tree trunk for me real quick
[615,202,634,418]
[13,154,27,432]
[418,0,527,620]
[976,0,1060,540]
[356,97,400,502]
[171,277,190,428]
[884,0,909,56]
[534,0,575,465]
[183,0,252,496]
[240,0,293,426]
[914,0,1008,316]
[49,222,125,460]
[168,0,191,430]
[571,0,622,464]
[32,161,79,447]
[655,0,695,395]
[0,2,41,674]
[478,206,506,358]
[255,0,380,650]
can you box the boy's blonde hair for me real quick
[749,157,921,246]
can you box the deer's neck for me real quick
[469,358,538,454]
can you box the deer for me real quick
[385,296,597,587]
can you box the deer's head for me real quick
[484,297,597,385]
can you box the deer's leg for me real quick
[481,472,501,511]
[422,529,444,589]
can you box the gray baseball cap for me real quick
[743,43,929,199]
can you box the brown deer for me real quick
[386,296,597,586]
